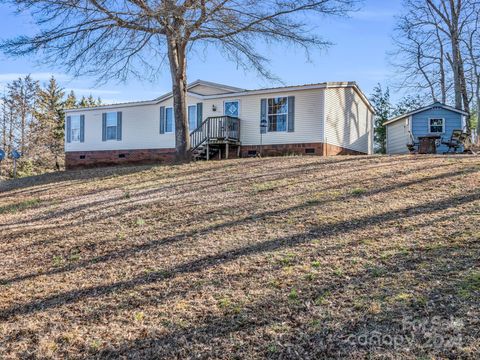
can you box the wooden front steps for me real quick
[190,116,241,161]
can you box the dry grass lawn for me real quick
[0,155,479,359]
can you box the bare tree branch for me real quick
[0,0,358,160]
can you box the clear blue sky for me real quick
[0,0,402,104]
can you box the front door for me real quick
[224,100,239,118]
[224,101,240,139]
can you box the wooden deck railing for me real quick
[190,116,240,151]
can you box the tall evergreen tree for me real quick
[64,90,77,110]
[86,95,96,107]
[370,84,392,154]
[78,96,88,108]
[392,95,424,118]
[31,76,65,170]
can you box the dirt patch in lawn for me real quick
[1,155,479,358]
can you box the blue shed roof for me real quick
[384,102,468,126]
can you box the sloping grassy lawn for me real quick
[0,155,479,359]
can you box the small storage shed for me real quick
[384,102,468,154]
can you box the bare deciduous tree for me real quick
[393,2,443,103]
[392,0,480,130]
[0,0,357,161]
[6,76,39,155]
[464,12,480,137]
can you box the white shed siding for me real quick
[201,89,325,146]
[323,87,373,154]
[386,118,410,154]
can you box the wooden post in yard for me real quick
[226,143,229,159]
[206,117,210,161]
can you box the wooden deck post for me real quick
[226,143,229,159]
[206,143,210,161]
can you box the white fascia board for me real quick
[64,100,158,113]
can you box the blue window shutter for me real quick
[66,116,71,143]
[80,115,85,142]
[160,106,165,134]
[117,112,122,140]
[196,102,203,127]
[102,113,107,141]
[260,99,267,134]
[288,96,295,132]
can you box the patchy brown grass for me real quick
[0,155,479,359]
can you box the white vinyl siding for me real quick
[386,118,410,154]
[65,94,203,152]
[65,84,373,153]
[66,105,173,151]
[202,89,324,146]
[189,84,233,95]
[323,87,373,154]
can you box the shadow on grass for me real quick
[1,190,478,321]
[0,157,463,231]
[0,156,387,228]
[1,165,477,286]
[96,240,478,359]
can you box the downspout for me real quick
[385,123,388,154]
[322,89,327,156]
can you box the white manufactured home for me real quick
[64,80,374,168]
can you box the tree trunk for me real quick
[477,76,480,140]
[458,52,470,125]
[451,36,463,109]
[435,28,447,103]
[55,155,60,171]
[446,0,464,111]
[21,112,26,155]
[167,36,190,162]
[1,109,6,151]
[8,111,14,156]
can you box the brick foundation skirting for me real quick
[240,142,366,157]
[66,143,365,169]
[65,148,176,169]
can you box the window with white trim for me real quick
[188,105,197,131]
[105,112,119,140]
[70,115,81,142]
[429,118,444,133]
[268,97,288,132]
[165,107,174,133]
